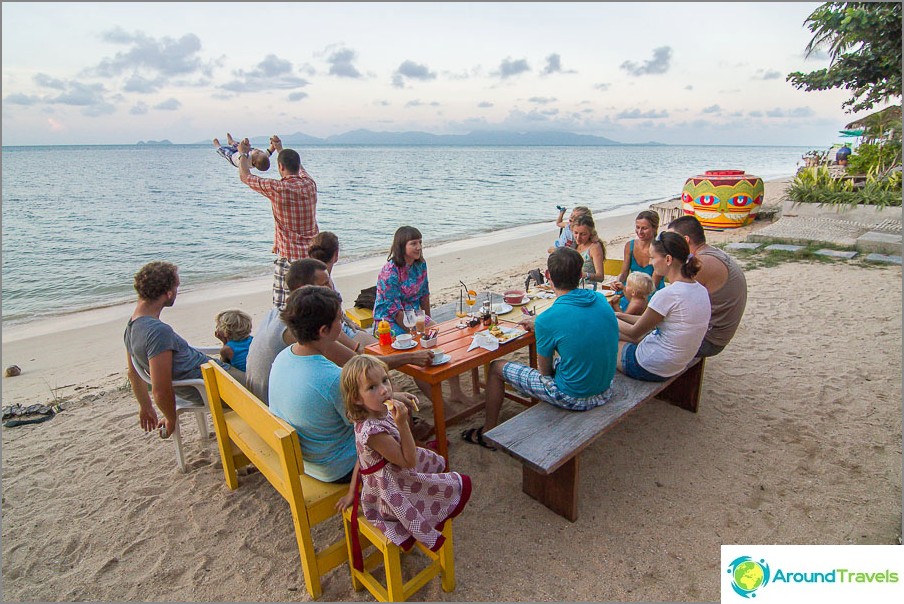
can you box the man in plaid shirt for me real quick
[237,135,319,309]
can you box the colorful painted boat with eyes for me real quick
[680,169,764,229]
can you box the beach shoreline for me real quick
[0,178,792,407]
[2,171,900,601]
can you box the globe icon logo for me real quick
[727,556,770,598]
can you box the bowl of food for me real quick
[504,289,526,305]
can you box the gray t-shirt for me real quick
[124,316,218,403]
[244,307,291,405]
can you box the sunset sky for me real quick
[1,2,884,146]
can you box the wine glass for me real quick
[402,309,417,337]
[465,290,477,317]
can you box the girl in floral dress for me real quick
[337,356,472,571]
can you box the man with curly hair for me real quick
[124,261,240,438]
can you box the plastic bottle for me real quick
[377,319,393,346]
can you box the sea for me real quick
[0,144,808,326]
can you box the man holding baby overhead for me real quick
[237,134,318,311]
[461,247,619,450]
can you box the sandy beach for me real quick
[2,178,902,601]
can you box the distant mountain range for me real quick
[190,130,664,147]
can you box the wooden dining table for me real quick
[364,315,538,466]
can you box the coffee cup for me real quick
[395,334,413,347]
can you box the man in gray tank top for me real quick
[668,216,747,357]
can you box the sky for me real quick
[1,2,893,147]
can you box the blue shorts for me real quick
[621,343,668,382]
[501,362,611,411]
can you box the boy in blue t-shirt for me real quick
[461,247,618,450]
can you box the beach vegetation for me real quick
[787,165,902,208]
[723,241,878,271]
[847,142,902,175]
[786,2,902,113]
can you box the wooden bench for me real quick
[201,362,349,599]
[483,357,704,522]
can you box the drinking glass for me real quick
[415,310,426,335]
[402,309,417,336]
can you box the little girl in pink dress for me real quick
[337,356,472,570]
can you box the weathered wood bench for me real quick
[483,357,704,521]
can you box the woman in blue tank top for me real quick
[612,210,665,311]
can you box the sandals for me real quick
[460,427,496,451]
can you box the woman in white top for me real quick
[615,231,711,381]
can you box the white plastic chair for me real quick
[130,346,220,472]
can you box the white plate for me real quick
[431,353,451,365]
[491,303,513,314]
[391,340,416,350]
[506,296,531,306]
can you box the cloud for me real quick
[477,101,494,108]
[288,91,308,101]
[616,108,669,119]
[541,53,575,75]
[701,104,721,114]
[81,103,116,117]
[326,47,362,78]
[221,54,310,92]
[130,102,149,115]
[495,57,531,79]
[748,110,764,118]
[33,73,66,90]
[123,73,165,93]
[391,60,437,88]
[620,46,672,76]
[8,79,116,117]
[594,83,610,92]
[527,97,557,105]
[46,117,65,132]
[685,85,693,90]
[374,99,391,106]
[405,99,440,108]
[755,68,783,80]
[4,93,40,105]
[92,29,212,78]
[153,98,181,110]
[49,82,108,106]
[764,106,814,118]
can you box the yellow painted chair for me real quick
[202,362,348,599]
[341,508,456,602]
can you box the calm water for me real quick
[1,144,807,324]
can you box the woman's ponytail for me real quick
[681,253,702,280]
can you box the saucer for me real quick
[391,340,416,350]
[431,353,451,365]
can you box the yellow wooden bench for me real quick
[201,362,348,599]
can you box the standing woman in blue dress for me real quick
[611,210,665,311]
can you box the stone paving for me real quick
[747,202,902,256]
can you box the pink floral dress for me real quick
[349,413,471,568]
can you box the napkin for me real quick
[468,330,500,352]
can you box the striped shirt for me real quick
[243,171,319,261]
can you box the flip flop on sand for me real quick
[460,427,496,451]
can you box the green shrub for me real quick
[847,142,902,174]
[788,166,901,208]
